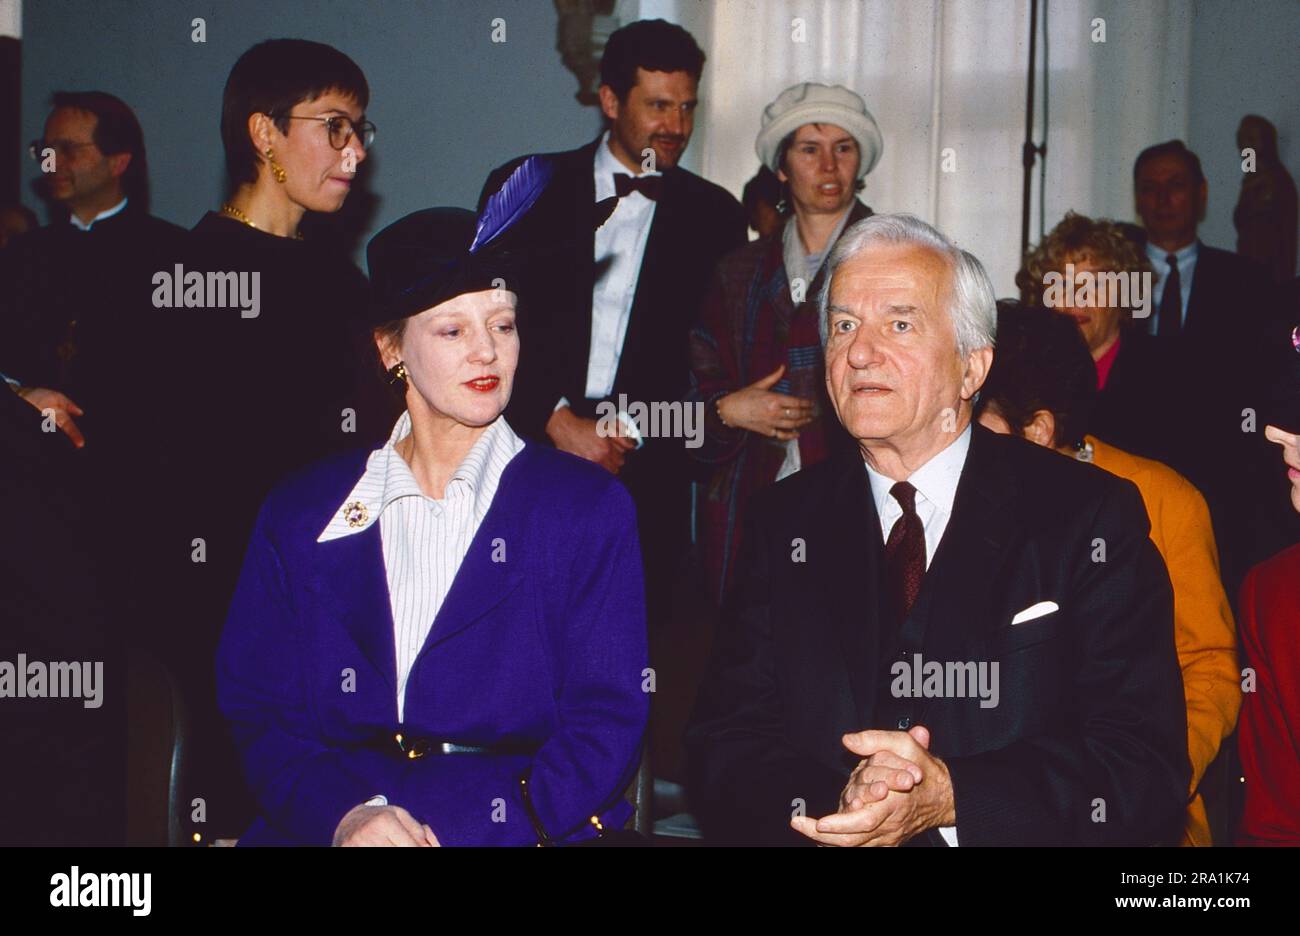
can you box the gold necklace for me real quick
[220,203,303,240]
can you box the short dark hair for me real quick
[977,299,1098,448]
[742,166,783,214]
[50,91,149,211]
[599,19,705,100]
[221,39,369,189]
[1133,139,1205,188]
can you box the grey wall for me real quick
[1188,0,1300,263]
[19,1,1299,268]
[19,0,604,266]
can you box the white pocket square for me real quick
[1011,600,1059,625]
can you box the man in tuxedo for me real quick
[477,19,746,618]
[685,213,1189,846]
[1134,140,1286,594]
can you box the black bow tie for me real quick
[613,173,665,201]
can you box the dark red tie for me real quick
[885,481,926,630]
[613,173,664,201]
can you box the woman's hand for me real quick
[716,365,815,440]
[332,803,440,847]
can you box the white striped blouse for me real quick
[318,410,524,720]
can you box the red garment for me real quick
[1237,541,1300,846]
[1095,332,1122,390]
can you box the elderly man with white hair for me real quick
[685,213,1189,846]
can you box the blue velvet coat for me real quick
[216,441,649,846]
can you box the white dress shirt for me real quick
[1145,239,1198,334]
[586,130,661,400]
[863,422,972,846]
[318,411,524,721]
[70,196,128,232]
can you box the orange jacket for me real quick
[1090,436,1240,845]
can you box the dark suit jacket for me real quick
[0,208,185,394]
[477,138,745,568]
[0,389,124,844]
[685,425,1190,846]
[1180,243,1271,344]
[1090,329,1183,471]
[1150,244,1290,594]
[477,138,747,448]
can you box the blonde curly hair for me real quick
[1016,212,1152,307]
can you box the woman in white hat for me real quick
[687,82,883,605]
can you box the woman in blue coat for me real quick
[217,167,649,845]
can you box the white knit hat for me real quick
[755,82,882,179]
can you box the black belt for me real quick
[365,729,536,761]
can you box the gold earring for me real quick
[387,361,408,386]
[265,147,286,184]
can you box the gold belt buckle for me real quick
[393,732,429,760]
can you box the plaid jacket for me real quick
[687,201,871,605]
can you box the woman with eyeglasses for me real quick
[167,39,393,841]
[205,40,376,239]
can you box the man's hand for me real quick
[790,725,955,846]
[15,385,86,448]
[332,803,440,847]
[546,404,635,474]
[839,748,924,812]
[716,365,815,440]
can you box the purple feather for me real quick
[469,155,553,254]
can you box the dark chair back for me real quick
[125,650,188,846]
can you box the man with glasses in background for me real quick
[1,90,184,448]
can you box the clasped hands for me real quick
[333,803,440,847]
[790,724,956,847]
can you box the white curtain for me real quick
[643,0,1193,296]
[0,0,20,38]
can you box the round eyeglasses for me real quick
[279,115,376,151]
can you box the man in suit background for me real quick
[685,213,1189,846]
[477,19,746,624]
[1136,140,1272,343]
[1134,140,1286,594]
[1,91,183,449]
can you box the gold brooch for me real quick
[343,501,370,527]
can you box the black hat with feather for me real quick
[366,156,554,327]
